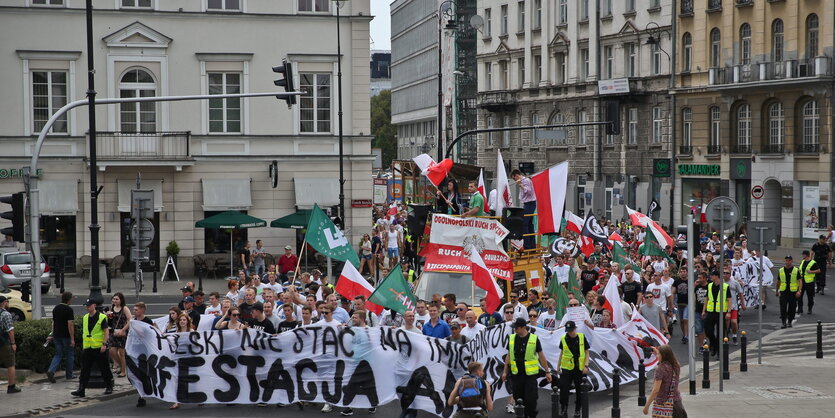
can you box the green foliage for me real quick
[14,318,84,373]
[166,240,180,256]
[371,90,396,167]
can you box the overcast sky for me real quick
[370,0,392,50]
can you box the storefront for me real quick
[678,163,723,223]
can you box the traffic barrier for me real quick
[740,331,748,372]
[637,359,646,406]
[817,320,824,359]
[702,345,710,389]
[551,378,559,418]
[515,398,525,417]
[611,369,621,418]
[722,337,730,380]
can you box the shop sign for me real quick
[678,164,720,176]
[653,159,671,177]
[351,199,372,208]
[0,168,42,179]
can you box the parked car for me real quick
[0,284,32,321]
[0,251,50,293]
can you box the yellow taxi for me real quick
[0,285,32,321]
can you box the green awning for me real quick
[195,211,266,229]
[270,210,311,229]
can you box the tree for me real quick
[371,90,396,167]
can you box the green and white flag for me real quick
[368,265,417,314]
[305,204,360,267]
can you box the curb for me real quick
[6,387,137,417]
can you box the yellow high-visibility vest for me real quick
[509,333,539,375]
[706,282,729,313]
[778,267,800,292]
[82,313,106,349]
[560,333,587,371]
[801,259,817,284]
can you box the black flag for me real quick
[581,214,611,247]
[649,199,661,215]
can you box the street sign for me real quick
[131,247,150,262]
[131,218,155,247]
[131,190,154,220]
[747,221,778,250]
[751,185,765,200]
[705,197,739,231]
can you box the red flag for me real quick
[469,250,505,314]
[531,162,569,235]
[413,153,453,187]
[609,232,623,243]
[700,203,708,223]
[477,169,489,212]
[578,235,595,257]
[335,262,383,315]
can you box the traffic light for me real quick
[0,192,25,242]
[273,59,296,107]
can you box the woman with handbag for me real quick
[643,345,687,418]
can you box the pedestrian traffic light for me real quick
[0,192,25,242]
[272,59,296,107]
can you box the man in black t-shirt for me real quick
[674,268,690,344]
[501,319,551,417]
[131,302,155,408]
[580,263,598,296]
[192,291,206,315]
[181,297,201,328]
[237,288,257,322]
[621,274,641,306]
[276,304,300,334]
[811,235,831,294]
[693,272,709,349]
[240,241,252,275]
[47,291,75,382]
[245,303,276,334]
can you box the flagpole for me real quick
[433,182,455,209]
[294,238,308,275]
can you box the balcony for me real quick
[709,57,833,87]
[477,91,517,112]
[796,143,820,154]
[95,131,192,161]
[706,0,722,13]
[735,0,753,7]
[732,144,752,154]
[761,143,785,154]
[707,145,722,155]
[679,145,692,155]
[679,0,694,16]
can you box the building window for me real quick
[710,28,721,68]
[806,14,819,61]
[517,1,525,32]
[32,0,63,5]
[500,5,508,36]
[681,108,692,149]
[740,23,751,65]
[119,69,156,133]
[533,0,541,29]
[604,175,614,219]
[650,0,660,7]
[485,8,492,37]
[502,115,511,147]
[207,0,240,11]
[709,106,721,149]
[518,57,525,88]
[736,103,751,150]
[577,110,587,145]
[802,100,820,146]
[577,175,587,217]
[652,106,662,143]
[484,62,492,90]
[603,0,612,16]
[487,116,495,146]
[558,0,567,25]
[682,33,692,72]
[626,43,637,77]
[499,60,508,89]
[626,0,636,12]
[581,48,589,80]
[772,19,784,62]
[628,108,638,145]
[580,0,589,20]
[767,102,784,147]
[531,112,540,145]
[604,46,613,79]
[32,70,68,133]
[208,72,242,133]
[549,111,564,145]
[298,0,329,12]
[556,53,567,84]
[534,54,542,85]
[299,73,332,133]
[121,0,151,7]
[652,43,662,75]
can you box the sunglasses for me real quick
[231,313,240,317]
[569,304,580,307]
[530,314,538,318]
[457,308,466,311]
[322,311,332,314]
[504,311,513,314]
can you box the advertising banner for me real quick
[420,214,513,280]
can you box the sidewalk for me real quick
[593,322,835,418]
[0,374,136,418]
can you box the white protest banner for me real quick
[126,317,659,415]
[420,214,513,280]
[152,314,216,332]
[561,306,591,326]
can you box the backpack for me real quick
[458,375,485,409]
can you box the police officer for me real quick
[557,320,590,418]
[797,250,820,315]
[702,270,730,358]
[501,318,552,417]
[776,255,802,328]
[71,299,113,397]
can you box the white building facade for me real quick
[0,0,373,275]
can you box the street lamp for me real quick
[438,0,458,161]
[333,0,347,229]
[84,0,104,306]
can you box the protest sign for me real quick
[126,317,658,415]
[420,214,513,280]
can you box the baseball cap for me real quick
[450,322,461,329]
[284,245,292,250]
[0,296,7,304]
[512,318,528,329]
[785,255,793,260]
[180,286,192,292]
[83,298,96,306]
[182,296,195,303]
[251,302,264,312]
[564,320,577,331]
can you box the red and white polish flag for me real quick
[477,168,489,212]
[531,161,569,235]
[564,210,584,234]
[335,262,383,315]
[413,153,453,187]
[626,206,675,248]
[469,250,504,314]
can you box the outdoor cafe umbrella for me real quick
[195,211,266,277]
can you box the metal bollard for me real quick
[702,345,710,389]
[198,265,204,292]
[515,398,525,418]
[722,337,730,380]
[611,369,621,418]
[152,269,158,293]
[740,331,748,372]
[580,377,591,418]
[817,320,824,359]
[637,359,646,406]
[551,377,560,418]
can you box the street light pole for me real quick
[334,0,346,230]
[438,1,457,161]
[85,0,103,306]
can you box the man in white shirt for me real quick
[204,292,222,316]
[451,302,468,325]
[460,310,486,340]
[539,299,558,330]
[645,272,673,314]
[414,300,431,329]
[651,256,668,275]
[551,255,571,285]
[510,292,529,321]
[400,310,422,334]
